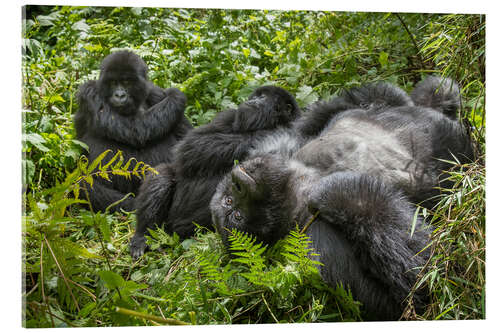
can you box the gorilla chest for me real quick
[295,117,428,186]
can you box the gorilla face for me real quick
[210,155,294,247]
[97,51,150,116]
[105,78,138,109]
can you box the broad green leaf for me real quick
[72,20,90,32]
[43,94,65,104]
[296,85,319,107]
[95,213,111,242]
[23,133,50,152]
[98,270,125,290]
[72,139,89,151]
[22,158,35,185]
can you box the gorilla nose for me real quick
[114,91,127,101]
[231,166,257,200]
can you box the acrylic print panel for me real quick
[21,2,485,328]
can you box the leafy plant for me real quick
[23,151,156,327]
[405,158,485,320]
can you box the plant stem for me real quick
[44,235,81,312]
[301,210,320,234]
[116,307,189,325]
[395,13,427,70]
[39,239,55,327]
[261,293,279,323]
[82,185,123,300]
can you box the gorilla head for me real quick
[211,155,297,247]
[231,86,300,132]
[97,50,150,115]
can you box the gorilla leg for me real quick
[130,163,176,259]
[295,81,413,139]
[307,172,431,315]
[82,179,135,213]
[295,98,355,138]
[308,221,403,320]
[341,81,414,109]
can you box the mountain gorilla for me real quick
[75,50,193,213]
[210,77,474,320]
[129,86,300,259]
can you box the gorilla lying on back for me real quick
[129,86,300,259]
[210,77,474,320]
[75,50,192,212]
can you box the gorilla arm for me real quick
[74,80,102,139]
[173,108,260,178]
[306,172,431,311]
[76,82,188,147]
[294,97,355,138]
[175,130,256,178]
[130,163,176,259]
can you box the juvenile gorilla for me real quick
[130,86,300,259]
[210,77,474,320]
[75,50,192,212]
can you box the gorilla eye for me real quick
[225,197,233,206]
[286,103,293,112]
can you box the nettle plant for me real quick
[23,151,157,326]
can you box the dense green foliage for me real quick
[22,6,485,327]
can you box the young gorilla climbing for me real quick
[74,50,193,212]
[210,77,474,320]
[130,86,301,259]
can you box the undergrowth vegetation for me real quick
[22,6,485,327]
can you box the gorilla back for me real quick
[74,50,193,212]
[211,77,474,320]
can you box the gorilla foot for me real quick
[130,234,147,260]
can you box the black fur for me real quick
[295,81,414,139]
[130,86,301,259]
[210,77,474,320]
[74,50,193,213]
[410,76,461,118]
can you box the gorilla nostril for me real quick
[234,181,242,193]
[231,165,258,200]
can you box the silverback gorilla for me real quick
[75,50,192,212]
[130,86,300,259]
[210,77,474,320]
